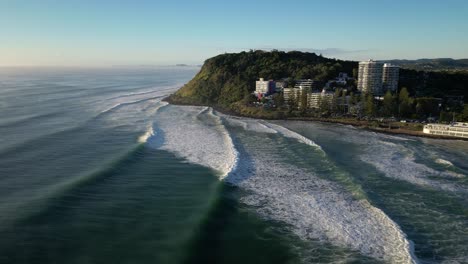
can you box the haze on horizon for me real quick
[1,0,467,67]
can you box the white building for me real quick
[307,89,334,109]
[255,78,276,98]
[423,123,468,138]
[294,79,316,92]
[382,63,400,92]
[307,92,322,109]
[283,88,302,105]
[358,60,384,95]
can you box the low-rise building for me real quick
[294,79,320,92]
[307,89,334,109]
[255,78,276,98]
[307,92,322,109]
[283,87,302,105]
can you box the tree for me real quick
[363,93,376,117]
[461,104,468,121]
[300,90,308,113]
[318,95,330,116]
[414,97,440,119]
[272,93,285,108]
[352,68,359,79]
[332,89,343,114]
[288,90,299,113]
[398,87,413,118]
[382,91,396,117]
[287,77,296,88]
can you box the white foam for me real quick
[229,133,417,263]
[100,95,164,115]
[137,102,169,143]
[153,108,417,262]
[138,126,154,143]
[361,140,466,192]
[435,158,453,167]
[224,117,278,134]
[260,121,324,151]
[153,105,238,179]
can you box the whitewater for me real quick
[150,106,422,263]
[2,67,466,264]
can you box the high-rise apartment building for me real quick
[358,60,400,95]
[357,60,384,95]
[382,63,400,92]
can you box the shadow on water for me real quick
[181,183,299,264]
[0,147,220,264]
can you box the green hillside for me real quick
[170,50,357,107]
[168,50,468,112]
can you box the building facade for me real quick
[357,60,384,95]
[307,89,334,109]
[255,78,276,98]
[283,88,302,105]
[382,63,400,92]
[294,79,319,92]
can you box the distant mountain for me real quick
[383,58,468,71]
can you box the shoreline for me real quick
[163,95,468,141]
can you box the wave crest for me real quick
[152,105,238,178]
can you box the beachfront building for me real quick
[255,78,276,99]
[358,60,384,95]
[307,92,322,109]
[294,79,319,92]
[382,63,400,92]
[307,89,334,109]
[423,123,468,138]
[283,88,302,105]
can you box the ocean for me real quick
[0,67,467,264]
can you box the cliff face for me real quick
[173,50,357,107]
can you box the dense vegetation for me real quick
[399,69,468,99]
[172,50,356,106]
[169,50,468,122]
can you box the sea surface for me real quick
[0,67,467,264]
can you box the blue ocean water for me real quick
[0,67,467,263]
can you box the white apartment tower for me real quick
[357,60,384,95]
[382,63,400,92]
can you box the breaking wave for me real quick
[224,117,278,134]
[152,105,238,179]
[260,121,323,151]
[360,138,466,193]
[227,126,417,263]
[435,158,454,167]
[137,102,169,144]
[99,95,164,115]
[154,107,420,262]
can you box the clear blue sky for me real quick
[1,0,467,66]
